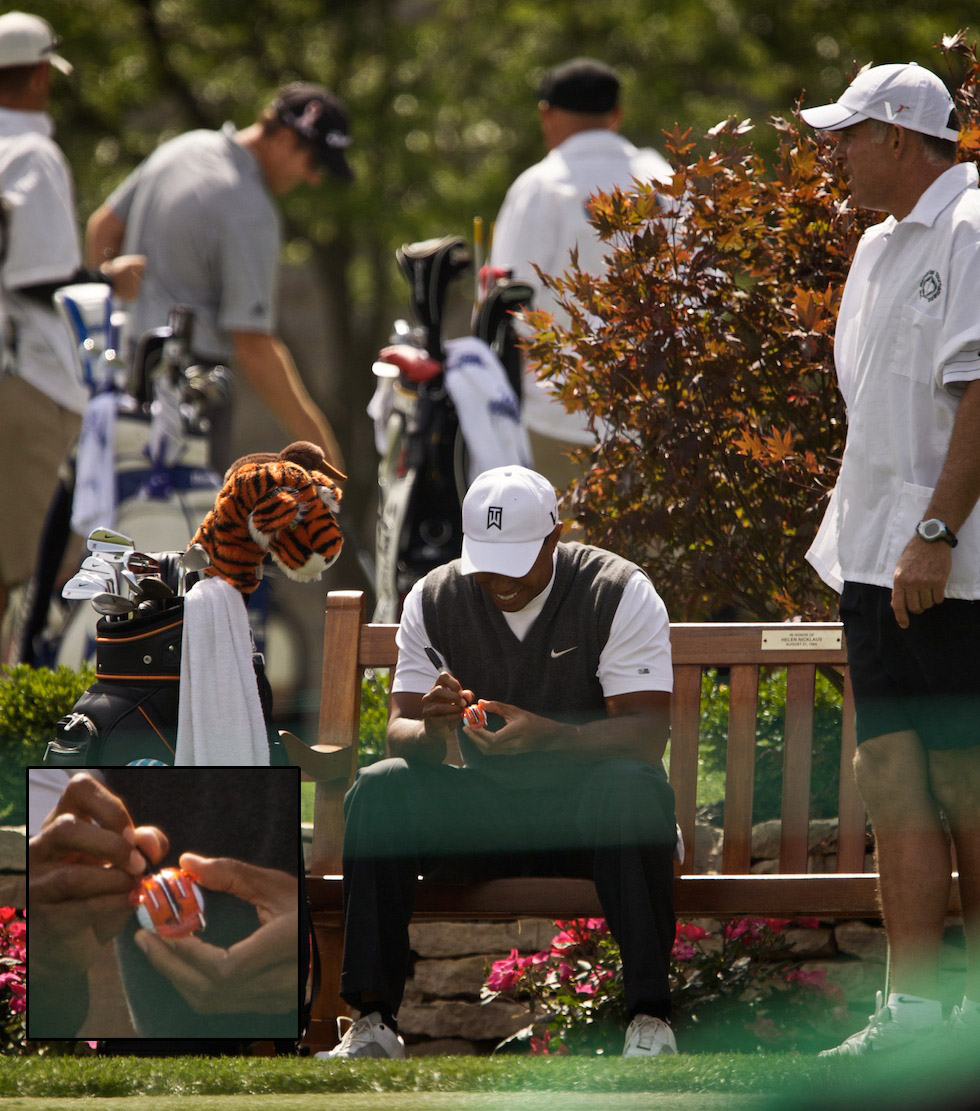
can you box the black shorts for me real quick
[840,581,980,750]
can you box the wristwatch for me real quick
[915,518,958,547]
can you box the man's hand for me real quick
[420,671,475,740]
[464,700,557,756]
[100,254,146,301]
[133,853,299,1016]
[891,536,953,629]
[29,773,168,985]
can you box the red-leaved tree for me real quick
[524,34,980,621]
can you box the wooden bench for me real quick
[292,589,962,1053]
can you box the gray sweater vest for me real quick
[421,542,638,787]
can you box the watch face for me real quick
[920,520,942,540]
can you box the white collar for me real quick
[553,129,632,157]
[499,550,558,639]
[0,107,54,139]
[900,162,979,228]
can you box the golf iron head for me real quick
[90,592,138,618]
[86,527,135,555]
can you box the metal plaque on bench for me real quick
[761,628,842,651]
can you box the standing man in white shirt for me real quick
[802,62,980,1055]
[0,11,142,637]
[488,58,672,493]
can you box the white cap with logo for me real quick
[0,12,72,75]
[800,62,958,142]
[460,466,559,578]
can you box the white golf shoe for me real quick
[622,1013,677,1057]
[314,1012,406,1059]
[819,992,942,1057]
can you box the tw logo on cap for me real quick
[487,507,502,530]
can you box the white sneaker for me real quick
[947,1003,980,1046]
[622,1014,677,1057]
[314,1012,406,1059]
[819,991,942,1057]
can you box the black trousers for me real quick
[339,755,677,1020]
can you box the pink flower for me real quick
[724,919,750,941]
[785,967,827,989]
[486,949,522,992]
[574,979,598,996]
[794,917,820,930]
[0,907,16,924]
[672,941,696,962]
[677,922,708,942]
[764,918,791,931]
[556,961,575,983]
[725,917,767,943]
[529,1030,568,1056]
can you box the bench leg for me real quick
[303,918,347,1055]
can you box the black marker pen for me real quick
[424,645,444,671]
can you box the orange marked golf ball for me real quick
[463,702,488,730]
[131,867,206,938]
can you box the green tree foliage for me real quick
[525,33,980,621]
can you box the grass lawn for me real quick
[1,1050,978,1110]
[0,1095,763,1111]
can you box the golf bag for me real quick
[14,292,302,703]
[43,555,286,767]
[371,235,532,621]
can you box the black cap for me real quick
[274,83,353,181]
[537,58,620,113]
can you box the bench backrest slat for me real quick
[836,675,867,872]
[779,664,816,872]
[666,664,702,875]
[722,664,760,872]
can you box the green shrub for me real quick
[358,669,390,767]
[0,665,95,824]
[696,668,843,823]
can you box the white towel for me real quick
[443,336,531,484]
[175,576,269,766]
[71,392,117,536]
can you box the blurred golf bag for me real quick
[42,555,287,768]
[370,234,532,621]
[13,292,224,668]
[15,290,300,701]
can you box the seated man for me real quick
[321,465,677,1059]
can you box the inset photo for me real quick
[27,766,302,1045]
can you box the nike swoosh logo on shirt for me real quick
[550,647,577,658]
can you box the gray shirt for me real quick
[108,123,280,361]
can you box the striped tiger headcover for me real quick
[190,441,345,594]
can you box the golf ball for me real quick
[463,702,488,730]
[131,867,206,938]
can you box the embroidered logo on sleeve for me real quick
[918,270,942,303]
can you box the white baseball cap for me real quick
[800,62,958,142]
[460,466,559,578]
[0,12,72,75]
